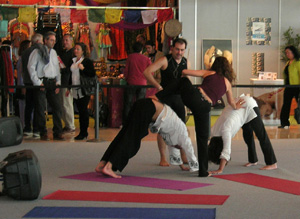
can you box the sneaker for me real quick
[63,127,76,134]
[189,161,199,172]
[23,131,32,137]
[33,132,40,139]
[169,155,183,165]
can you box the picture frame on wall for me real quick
[202,39,233,69]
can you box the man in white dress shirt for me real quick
[208,95,277,174]
[28,31,64,141]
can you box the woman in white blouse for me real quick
[208,96,277,174]
[66,42,95,140]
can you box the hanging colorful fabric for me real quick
[88,9,105,23]
[54,8,71,23]
[18,7,37,23]
[141,10,157,24]
[0,7,18,21]
[105,9,122,24]
[157,8,173,22]
[0,20,8,38]
[124,10,141,23]
[71,9,87,23]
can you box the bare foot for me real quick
[102,162,122,178]
[260,163,277,170]
[95,161,106,173]
[159,160,170,166]
[244,162,257,167]
[179,164,189,171]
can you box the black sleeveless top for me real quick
[160,54,187,88]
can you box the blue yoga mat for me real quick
[23,206,216,219]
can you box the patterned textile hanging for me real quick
[95,23,112,58]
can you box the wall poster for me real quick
[246,17,271,45]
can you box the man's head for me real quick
[136,34,146,46]
[31,33,43,45]
[208,137,223,165]
[145,40,156,55]
[132,42,143,53]
[44,31,56,49]
[63,34,73,51]
[171,38,187,61]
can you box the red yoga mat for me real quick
[43,190,229,205]
[214,173,300,195]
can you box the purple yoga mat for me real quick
[60,172,212,191]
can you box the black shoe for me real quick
[278,125,289,129]
[53,133,65,140]
[40,134,50,141]
[75,133,88,140]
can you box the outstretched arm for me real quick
[182,69,215,77]
[225,79,244,110]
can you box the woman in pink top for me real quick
[123,42,151,124]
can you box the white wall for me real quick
[179,0,300,95]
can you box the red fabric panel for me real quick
[70,9,87,23]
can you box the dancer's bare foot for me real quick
[179,164,189,171]
[95,161,106,173]
[244,162,257,167]
[260,163,277,170]
[102,162,122,178]
[159,160,170,166]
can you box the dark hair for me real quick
[132,42,143,53]
[18,40,31,56]
[2,40,11,45]
[210,56,236,84]
[208,137,224,165]
[285,45,300,61]
[75,42,88,57]
[44,31,56,40]
[145,40,155,47]
[172,38,187,49]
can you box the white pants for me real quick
[60,88,75,129]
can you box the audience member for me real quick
[16,39,31,128]
[22,33,44,138]
[122,42,151,124]
[28,31,64,141]
[66,42,96,140]
[58,34,75,134]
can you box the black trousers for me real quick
[280,87,300,126]
[23,84,38,133]
[101,98,155,172]
[242,107,277,165]
[157,77,211,177]
[36,79,63,136]
[74,95,90,135]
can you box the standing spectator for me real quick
[136,34,147,54]
[66,42,96,140]
[144,40,164,84]
[144,38,189,167]
[58,34,75,134]
[279,45,300,128]
[122,42,151,124]
[22,33,44,138]
[16,40,31,128]
[28,31,64,141]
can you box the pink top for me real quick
[124,53,151,85]
[200,73,226,105]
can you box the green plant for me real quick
[281,27,300,62]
